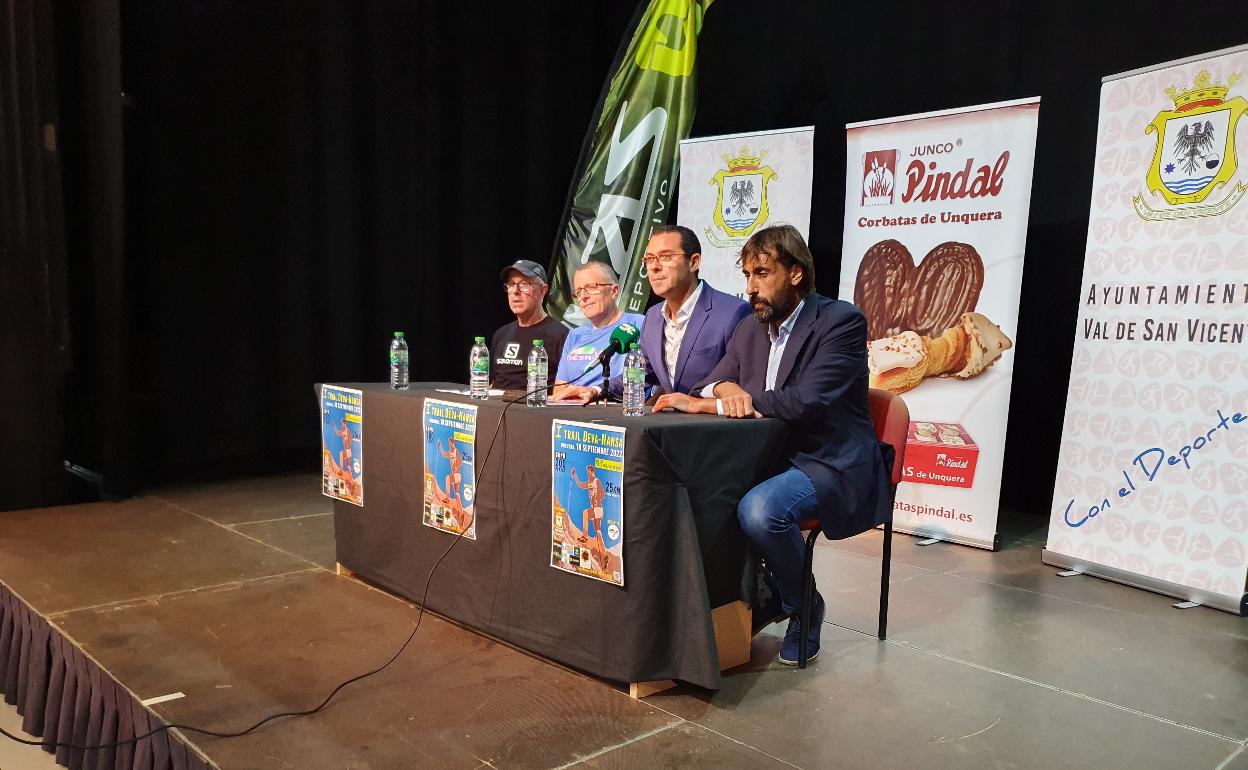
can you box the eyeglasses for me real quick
[641,251,686,268]
[572,282,615,300]
[502,281,538,295]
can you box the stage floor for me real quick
[0,473,1245,769]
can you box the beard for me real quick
[750,293,796,324]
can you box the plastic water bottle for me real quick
[389,331,409,390]
[469,336,490,399]
[623,343,646,417]
[527,339,548,407]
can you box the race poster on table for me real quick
[1045,45,1248,614]
[678,126,814,300]
[551,420,625,586]
[840,97,1040,550]
[422,398,479,540]
[321,385,363,506]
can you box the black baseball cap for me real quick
[500,259,548,284]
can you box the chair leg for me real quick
[878,520,893,640]
[799,528,819,669]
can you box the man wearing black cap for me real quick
[491,260,568,390]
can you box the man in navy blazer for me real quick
[559,225,749,401]
[654,224,893,665]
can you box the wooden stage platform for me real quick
[0,473,1244,769]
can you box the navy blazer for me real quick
[610,281,750,396]
[694,293,894,539]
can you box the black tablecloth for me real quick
[326,383,788,689]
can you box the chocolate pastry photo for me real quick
[866,311,1013,395]
[853,239,914,338]
[853,240,985,338]
[853,240,1010,395]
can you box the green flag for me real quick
[547,0,714,326]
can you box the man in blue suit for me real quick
[559,225,749,401]
[654,224,893,665]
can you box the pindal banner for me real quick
[839,97,1040,550]
[1045,45,1248,615]
[677,127,814,298]
[547,0,714,327]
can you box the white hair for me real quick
[574,261,618,284]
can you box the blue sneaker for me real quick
[778,593,824,666]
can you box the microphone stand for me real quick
[586,358,614,406]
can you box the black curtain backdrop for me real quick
[0,0,127,511]
[0,0,71,511]
[100,0,639,494]
[7,1,1248,515]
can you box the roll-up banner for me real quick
[839,98,1041,550]
[677,126,815,297]
[1044,45,1248,616]
[547,0,714,327]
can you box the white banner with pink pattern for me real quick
[677,127,814,299]
[1045,45,1248,614]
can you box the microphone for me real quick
[594,322,640,366]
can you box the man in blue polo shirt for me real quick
[556,225,750,404]
[551,262,645,395]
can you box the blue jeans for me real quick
[737,467,819,617]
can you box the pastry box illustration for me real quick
[903,421,979,488]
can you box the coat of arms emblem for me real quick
[710,146,777,239]
[1134,70,1248,220]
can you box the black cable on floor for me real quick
[0,378,582,752]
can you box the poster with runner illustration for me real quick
[422,398,478,540]
[321,385,363,506]
[551,420,625,586]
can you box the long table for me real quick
[327,383,789,690]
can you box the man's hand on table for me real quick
[652,393,716,415]
[712,382,761,419]
[652,390,760,418]
[550,384,598,404]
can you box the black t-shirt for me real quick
[490,317,569,390]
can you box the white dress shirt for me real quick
[663,279,704,382]
[765,298,805,390]
[703,298,805,414]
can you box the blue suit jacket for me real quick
[694,293,895,539]
[611,281,750,397]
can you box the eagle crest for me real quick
[727,179,758,216]
[1173,120,1216,175]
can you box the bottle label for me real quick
[473,359,489,373]
[390,351,407,365]
[626,366,645,384]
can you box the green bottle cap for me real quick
[474,336,485,343]
[533,339,543,346]
[629,342,640,350]
[394,331,404,337]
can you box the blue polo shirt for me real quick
[555,312,646,389]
